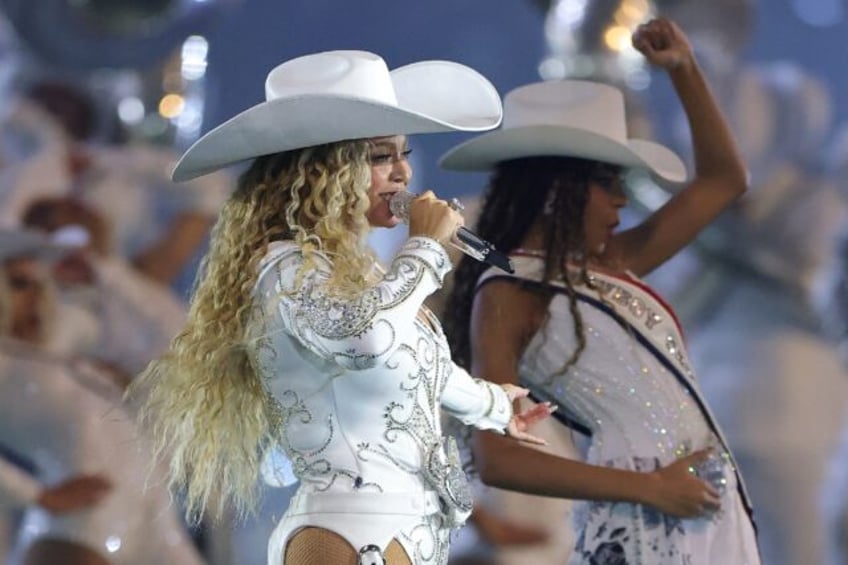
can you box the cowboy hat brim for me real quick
[172,61,502,182]
[439,124,687,184]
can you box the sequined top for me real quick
[249,237,511,509]
[478,256,760,565]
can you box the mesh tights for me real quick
[283,526,412,565]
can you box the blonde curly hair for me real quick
[128,139,376,522]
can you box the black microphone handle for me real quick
[455,227,515,274]
[388,191,514,273]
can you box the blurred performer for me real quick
[813,125,848,565]
[0,455,112,563]
[827,465,848,565]
[0,79,231,286]
[685,63,848,565]
[20,196,186,375]
[0,227,206,565]
[820,411,848,565]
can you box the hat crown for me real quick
[173,50,502,181]
[503,80,627,141]
[438,78,687,183]
[265,50,398,106]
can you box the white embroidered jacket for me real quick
[248,237,511,514]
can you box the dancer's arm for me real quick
[609,18,747,276]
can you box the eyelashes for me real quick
[369,149,413,165]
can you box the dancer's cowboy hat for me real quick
[172,50,503,181]
[439,80,687,184]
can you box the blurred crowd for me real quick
[2,8,848,565]
[0,79,232,564]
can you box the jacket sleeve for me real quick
[440,363,512,433]
[255,237,452,371]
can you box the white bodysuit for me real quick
[249,237,512,565]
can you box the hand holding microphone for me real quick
[389,191,514,273]
[400,191,462,246]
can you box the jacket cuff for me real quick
[395,237,453,287]
[473,379,513,433]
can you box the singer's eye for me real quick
[368,149,412,165]
[369,153,392,164]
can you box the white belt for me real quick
[287,490,441,517]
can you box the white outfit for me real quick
[0,99,231,256]
[248,237,513,565]
[0,338,205,565]
[689,281,848,565]
[685,166,848,565]
[480,256,761,565]
[822,415,848,565]
[48,255,187,374]
[61,143,231,259]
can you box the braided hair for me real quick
[443,156,606,373]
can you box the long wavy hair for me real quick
[128,139,375,523]
[443,156,610,374]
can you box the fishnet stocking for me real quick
[283,527,412,564]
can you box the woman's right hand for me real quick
[644,449,722,518]
[407,191,464,246]
[631,17,694,73]
[501,383,555,446]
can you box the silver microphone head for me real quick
[387,190,513,273]
[388,191,416,222]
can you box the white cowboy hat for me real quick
[172,50,503,181]
[0,228,70,263]
[439,80,687,184]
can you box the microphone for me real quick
[389,191,514,274]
